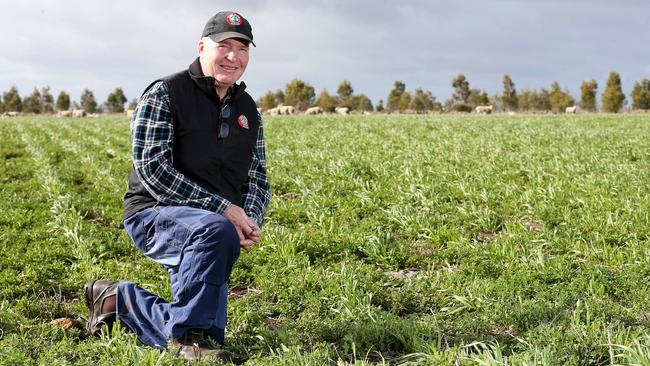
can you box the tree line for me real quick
[0,86,136,114]
[258,71,650,114]
[2,72,649,115]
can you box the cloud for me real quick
[1,0,648,105]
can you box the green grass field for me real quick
[1,114,649,365]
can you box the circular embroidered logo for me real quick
[226,13,242,25]
[237,114,249,129]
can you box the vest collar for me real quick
[188,58,247,101]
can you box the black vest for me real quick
[123,58,259,220]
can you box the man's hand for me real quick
[223,204,260,251]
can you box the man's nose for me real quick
[226,51,237,61]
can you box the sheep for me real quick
[475,105,493,114]
[72,109,86,118]
[335,107,349,115]
[565,106,577,114]
[304,106,323,115]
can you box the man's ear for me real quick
[198,38,205,55]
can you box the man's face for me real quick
[199,37,250,87]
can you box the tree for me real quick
[387,81,406,112]
[518,89,551,112]
[316,89,337,112]
[273,89,285,106]
[451,74,471,104]
[80,89,98,113]
[601,71,626,113]
[0,94,3,113]
[336,80,355,109]
[630,78,650,111]
[3,86,22,112]
[449,74,471,112]
[549,82,574,113]
[128,98,138,109]
[580,79,598,112]
[56,91,71,111]
[284,78,315,111]
[259,90,277,111]
[502,74,518,111]
[40,86,55,113]
[467,89,489,109]
[398,91,412,112]
[410,88,435,113]
[22,88,42,114]
[356,94,373,112]
[105,87,127,113]
[376,100,384,113]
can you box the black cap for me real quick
[202,11,255,47]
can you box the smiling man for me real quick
[83,11,270,361]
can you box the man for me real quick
[83,11,270,360]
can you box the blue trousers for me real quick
[117,205,240,349]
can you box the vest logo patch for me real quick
[237,114,249,129]
[226,13,242,26]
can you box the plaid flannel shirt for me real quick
[131,81,270,227]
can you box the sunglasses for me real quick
[218,103,230,139]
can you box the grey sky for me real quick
[1,0,648,106]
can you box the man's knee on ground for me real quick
[194,215,240,254]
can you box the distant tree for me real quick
[284,78,315,111]
[259,90,277,111]
[451,74,471,104]
[56,91,71,111]
[128,98,138,109]
[630,78,650,110]
[80,88,98,113]
[536,88,552,112]
[410,88,435,113]
[3,86,22,112]
[398,91,412,112]
[0,94,3,113]
[376,100,384,112]
[601,71,626,113]
[502,74,518,111]
[518,89,535,111]
[336,80,355,109]
[432,101,443,112]
[387,81,406,112]
[40,86,55,113]
[356,94,373,112]
[467,89,489,109]
[105,87,127,113]
[549,82,574,113]
[518,89,551,112]
[580,79,598,112]
[450,74,471,112]
[316,89,337,112]
[273,89,285,106]
[22,88,43,114]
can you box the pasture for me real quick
[0,114,649,365]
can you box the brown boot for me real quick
[169,329,233,362]
[83,279,117,336]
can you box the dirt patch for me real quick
[280,193,302,201]
[230,286,262,300]
[51,317,84,330]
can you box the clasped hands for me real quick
[223,204,260,251]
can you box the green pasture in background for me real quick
[0,114,648,365]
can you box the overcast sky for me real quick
[1,0,648,106]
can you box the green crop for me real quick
[0,114,648,365]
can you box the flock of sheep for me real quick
[1,104,582,118]
[261,105,351,116]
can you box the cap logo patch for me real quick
[226,13,242,25]
[237,114,249,129]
